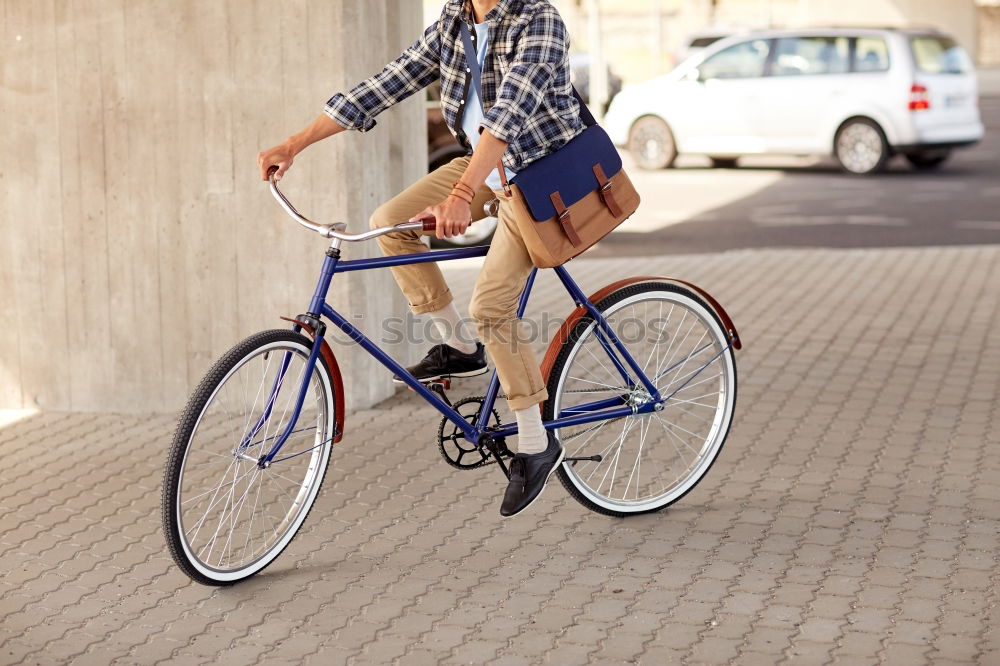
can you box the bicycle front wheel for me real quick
[162,329,338,585]
[545,282,737,516]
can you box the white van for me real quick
[603,28,984,174]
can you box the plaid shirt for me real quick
[324,0,585,174]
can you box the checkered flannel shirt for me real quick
[324,0,586,174]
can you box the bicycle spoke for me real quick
[641,300,669,375]
[218,467,260,567]
[655,410,705,444]
[580,334,624,387]
[654,341,716,386]
[661,370,722,397]
[566,375,628,392]
[182,464,256,507]
[663,328,709,391]
[653,309,689,382]
[623,415,651,501]
[656,417,698,465]
[665,392,722,409]
[663,401,713,424]
[587,417,631,485]
[241,474,264,563]
[198,459,243,562]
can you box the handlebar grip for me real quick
[422,219,437,232]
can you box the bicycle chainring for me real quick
[437,396,505,470]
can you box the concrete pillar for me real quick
[0,0,425,412]
[586,0,609,120]
[323,1,426,410]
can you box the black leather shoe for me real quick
[393,343,488,383]
[500,432,564,518]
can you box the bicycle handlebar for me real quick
[267,167,435,241]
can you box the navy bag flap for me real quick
[511,125,623,222]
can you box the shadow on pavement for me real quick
[593,97,999,257]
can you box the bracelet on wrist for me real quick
[452,180,477,198]
[449,189,474,205]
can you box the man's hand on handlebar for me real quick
[258,142,295,181]
[410,196,472,240]
[258,115,346,181]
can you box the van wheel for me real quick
[710,157,739,169]
[835,118,890,175]
[906,150,951,171]
[628,116,677,170]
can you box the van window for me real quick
[699,39,771,80]
[689,36,727,49]
[853,37,890,73]
[772,37,850,76]
[910,36,973,74]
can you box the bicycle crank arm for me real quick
[563,455,603,463]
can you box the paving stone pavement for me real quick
[1,245,998,666]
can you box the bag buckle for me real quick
[558,208,571,221]
[601,179,613,192]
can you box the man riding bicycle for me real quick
[258,0,586,517]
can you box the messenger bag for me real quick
[459,22,640,267]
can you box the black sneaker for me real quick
[500,431,565,518]
[393,343,488,383]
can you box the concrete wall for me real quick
[0,0,426,412]
[791,0,979,56]
[980,6,1000,65]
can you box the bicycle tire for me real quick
[544,282,737,517]
[161,329,337,585]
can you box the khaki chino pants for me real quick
[369,156,547,411]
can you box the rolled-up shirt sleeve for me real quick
[479,7,568,144]
[325,20,440,132]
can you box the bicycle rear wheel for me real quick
[161,329,337,585]
[544,282,737,516]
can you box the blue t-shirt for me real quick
[462,21,517,191]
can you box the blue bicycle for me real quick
[161,171,742,585]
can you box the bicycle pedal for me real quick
[404,377,452,392]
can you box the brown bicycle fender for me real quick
[539,277,741,388]
[280,317,346,443]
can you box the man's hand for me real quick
[410,195,473,240]
[258,115,345,181]
[258,142,295,181]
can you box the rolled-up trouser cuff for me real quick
[408,289,454,315]
[506,386,548,412]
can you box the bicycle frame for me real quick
[257,243,671,470]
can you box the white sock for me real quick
[427,302,478,354]
[514,407,548,455]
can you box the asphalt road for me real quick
[593,96,1000,257]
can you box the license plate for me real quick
[945,95,967,107]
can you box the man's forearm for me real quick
[286,114,347,155]
[458,130,509,191]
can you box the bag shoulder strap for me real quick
[459,22,485,112]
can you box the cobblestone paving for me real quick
[1,245,998,665]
